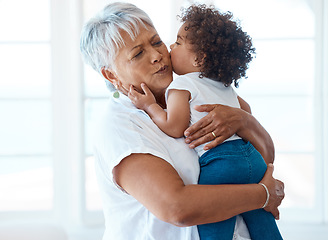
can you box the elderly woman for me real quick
[80,2,284,240]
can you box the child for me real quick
[128,4,283,240]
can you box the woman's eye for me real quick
[133,50,143,59]
[153,40,163,46]
[175,41,180,45]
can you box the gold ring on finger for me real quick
[211,131,216,138]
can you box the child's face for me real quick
[170,23,200,75]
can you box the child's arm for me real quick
[128,83,191,138]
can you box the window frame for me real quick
[320,0,328,224]
[51,0,86,226]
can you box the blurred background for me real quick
[0,0,327,239]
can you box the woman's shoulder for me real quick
[97,102,143,136]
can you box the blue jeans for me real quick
[197,139,283,240]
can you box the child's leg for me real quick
[198,140,253,240]
[198,140,254,185]
[241,143,283,240]
[241,209,283,240]
[198,139,283,240]
[197,217,236,240]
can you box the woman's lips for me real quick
[155,65,168,74]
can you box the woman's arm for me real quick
[236,96,274,164]
[113,153,283,227]
[128,83,191,138]
[184,104,275,164]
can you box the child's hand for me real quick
[128,83,156,111]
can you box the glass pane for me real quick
[0,0,50,41]
[82,0,174,43]
[127,0,174,43]
[82,0,110,20]
[274,153,315,209]
[84,98,108,155]
[0,100,52,155]
[244,95,314,153]
[237,39,315,96]
[211,0,315,39]
[0,157,53,211]
[0,44,51,98]
[85,157,103,211]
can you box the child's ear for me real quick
[198,53,207,66]
[101,67,119,87]
[193,53,207,67]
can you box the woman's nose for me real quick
[151,49,162,64]
[169,43,174,50]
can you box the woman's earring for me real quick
[113,84,120,98]
[113,90,120,98]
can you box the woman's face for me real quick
[111,25,173,99]
[170,23,199,75]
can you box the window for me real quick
[0,0,53,212]
[0,0,327,239]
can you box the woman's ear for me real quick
[101,67,119,87]
[101,67,129,95]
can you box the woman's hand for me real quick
[259,164,285,219]
[184,104,244,150]
[184,103,275,164]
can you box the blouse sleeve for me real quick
[165,75,197,102]
[93,109,178,191]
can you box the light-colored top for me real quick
[166,72,241,156]
[93,93,200,240]
[93,93,250,240]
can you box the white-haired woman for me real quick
[80,3,284,240]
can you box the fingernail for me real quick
[190,144,195,149]
[184,131,189,137]
[185,138,190,143]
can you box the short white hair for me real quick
[80,2,154,89]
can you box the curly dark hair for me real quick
[180,4,255,87]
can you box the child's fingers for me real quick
[129,85,139,96]
[140,83,152,96]
[128,85,134,96]
[116,81,129,96]
[128,85,138,101]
